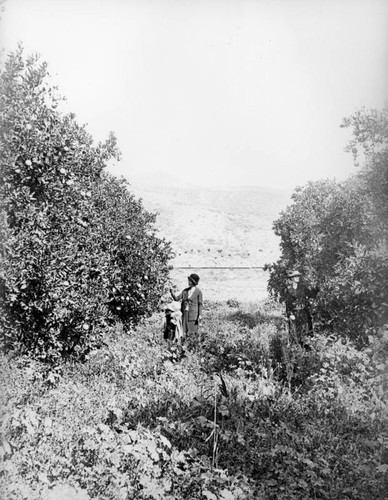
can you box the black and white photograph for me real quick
[0,0,387,498]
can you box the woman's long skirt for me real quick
[182,311,198,334]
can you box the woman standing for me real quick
[170,273,203,335]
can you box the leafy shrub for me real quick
[0,47,173,361]
[267,175,387,342]
[266,106,388,343]
[341,106,388,226]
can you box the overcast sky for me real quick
[2,0,387,189]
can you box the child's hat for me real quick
[165,301,181,312]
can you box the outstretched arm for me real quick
[170,288,182,301]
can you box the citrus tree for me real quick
[341,105,388,235]
[0,47,173,361]
[267,106,388,343]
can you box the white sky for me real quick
[1,0,388,189]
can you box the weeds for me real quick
[1,299,387,499]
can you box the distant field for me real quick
[130,181,291,269]
[170,267,270,302]
[128,179,290,302]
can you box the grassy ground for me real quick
[1,299,387,499]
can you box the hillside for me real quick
[128,173,292,268]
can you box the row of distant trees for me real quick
[0,47,173,362]
[267,106,388,344]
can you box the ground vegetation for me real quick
[0,301,387,499]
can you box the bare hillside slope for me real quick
[129,175,291,269]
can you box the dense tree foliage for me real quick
[342,106,388,231]
[267,105,388,343]
[0,47,173,361]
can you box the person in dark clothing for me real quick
[170,273,203,336]
[285,270,318,345]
